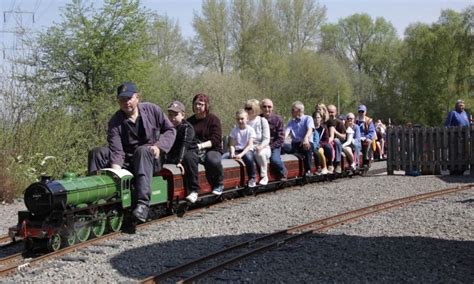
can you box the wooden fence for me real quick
[386,126,473,175]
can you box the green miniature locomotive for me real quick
[9,168,167,251]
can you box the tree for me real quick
[23,0,152,135]
[400,7,474,125]
[192,0,230,73]
[146,14,188,65]
[320,13,402,120]
[1,0,157,193]
[275,0,326,53]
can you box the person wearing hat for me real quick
[445,99,470,127]
[88,82,176,223]
[356,104,375,168]
[165,100,200,203]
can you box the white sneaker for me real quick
[248,178,256,188]
[212,185,224,196]
[335,165,342,174]
[321,168,328,175]
[259,176,268,185]
[327,166,334,174]
[351,163,357,171]
[186,192,198,203]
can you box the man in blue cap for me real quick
[356,104,375,168]
[445,99,470,127]
[88,82,176,222]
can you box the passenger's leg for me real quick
[282,143,293,154]
[362,139,372,165]
[323,144,333,166]
[313,149,323,172]
[343,147,354,165]
[270,147,287,178]
[296,144,313,173]
[88,147,111,175]
[241,150,256,180]
[182,151,200,195]
[334,138,342,163]
[318,148,327,169]
[354,144,361,167]
[132,146,159,207]
[204,150,224,187]
[255,147,270,179]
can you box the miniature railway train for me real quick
[9,153,364,252]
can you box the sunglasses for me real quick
[244,107,253,111]
[358,110,365,113]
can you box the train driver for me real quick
[88,82,176,223]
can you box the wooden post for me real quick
[470,127,474,176]
[387,127,393,175]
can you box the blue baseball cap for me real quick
[117,82,138,98]
[358,105,367,112]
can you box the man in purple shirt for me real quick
[445,99,470,127]
[88,82,176,222]
[260,98,287,180]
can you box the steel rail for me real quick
[0,253,23,268]
[0,236,11,244]
[139,184,473,283]
[0,188,268,277]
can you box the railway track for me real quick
[0,182,297,278]
[139,184,473,283]
[0,236,11,244]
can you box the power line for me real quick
[3,10,35,23]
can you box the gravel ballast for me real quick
[1,162,473,282]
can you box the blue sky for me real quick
[0,0,471,51]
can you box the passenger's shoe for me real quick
[212,185,224,196]
[321,168,328,175]
[186,191,198,203]
[132,204,149,223]
[248,178,256,188]
[259,176,268,185]
[315,169,322,176]
[351,163,357,171]
[327,166,334,174]
[305,171,313,177]
[335,165,342,174]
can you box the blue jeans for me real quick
[270,147,287,178]
[334,138,342,163]
[223,150,256,180]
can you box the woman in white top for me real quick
[245,99,271,185]
[342,112,361,170]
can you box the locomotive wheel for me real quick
[64,233,76,247]
[108,211,123,232]
[47,233,62,252]
[75,218,91,242]
[24,238,35,251]
[92,212,107,237]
